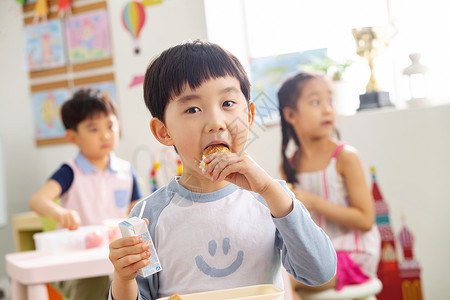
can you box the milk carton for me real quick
[119,217,162,277]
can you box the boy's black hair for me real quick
[61,89,118,131]
[143,40,251,122]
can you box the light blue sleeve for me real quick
[272,180,337,286]
[108,185,175,300]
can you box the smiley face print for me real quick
[195,238,244,277]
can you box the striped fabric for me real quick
[293,144,381,277]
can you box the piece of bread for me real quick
[168,293,182,300]
[199,145,230,171]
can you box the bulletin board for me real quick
[22,0,116,146]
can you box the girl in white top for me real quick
[277,72,380,299]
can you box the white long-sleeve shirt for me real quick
[109,178,336,300]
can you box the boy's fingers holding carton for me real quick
[112,254,151,281]
[115,250,151,276]
[109,236,149,256]
[110,235,142,246]
[109,236,151,280]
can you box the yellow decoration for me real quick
[142,0,162,7]
[33,0,49,24]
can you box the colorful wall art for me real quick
[24,19,66,71]
[65,9,112,64]
[31,88,70,141]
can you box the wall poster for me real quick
[31,87,70,142]
[65,9,112,64]
[24,19,66,71]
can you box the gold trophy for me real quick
[352,26,395,110]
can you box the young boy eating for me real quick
[108,40,336,300]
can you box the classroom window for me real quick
[205,0,450,109]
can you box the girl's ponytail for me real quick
[280,116,297,184]
[277,72,314,185]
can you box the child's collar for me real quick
[169,176,239,202]
[75,152,118,174]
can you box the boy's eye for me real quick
[312,100,320,106]
[223,100,234,107]
[89,128,98,132]
[186,107,200,114]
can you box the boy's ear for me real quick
[65,129,78,145]
[248,102,255,127]
[150,118,174,146]
[282,107,296,125]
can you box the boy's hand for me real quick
[108,218,151,281]
[202,151,272,194]
[203,152,294,218]
[56,207,81,230]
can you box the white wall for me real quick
[337,104,450,299]
[0,0,207,279]
[0,138,7,227]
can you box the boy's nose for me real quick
[208,118,226,132]
[206,111,226,132]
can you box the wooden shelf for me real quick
[12,212,43,252]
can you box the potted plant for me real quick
[297,56,352,81]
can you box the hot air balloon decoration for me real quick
[122,1,146,54]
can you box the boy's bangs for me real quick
[143,40,250,121]
[167,49,243,101]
